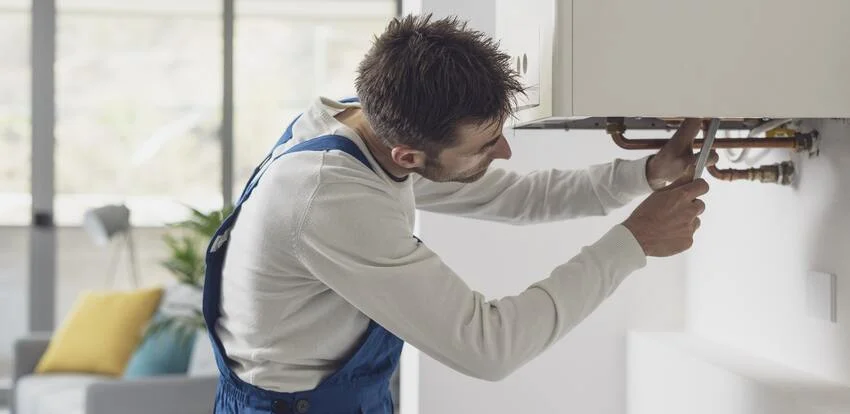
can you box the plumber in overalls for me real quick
[203,14,713,414]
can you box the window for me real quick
[55,0,223,226]
[233,1,395,197]
[0,0,32,225]
[0,0,402,382]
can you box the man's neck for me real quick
[335,108,410,180]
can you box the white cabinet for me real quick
[497,0,850,124]
[572,0,850,118]
[494,0,560,125]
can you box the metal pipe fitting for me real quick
[707,161,795,185]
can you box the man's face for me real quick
[415,118,512,183]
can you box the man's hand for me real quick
[645,118,719,190]
[623,174,709,257]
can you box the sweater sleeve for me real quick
[294,181,647,381]
[412,156,653,224]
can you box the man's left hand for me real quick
[645,118,719,190]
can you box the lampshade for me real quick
[83,204,131,246]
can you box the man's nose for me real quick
[492,136,512,160]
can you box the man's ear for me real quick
[390,146,427,169]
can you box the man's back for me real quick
[218,97,416,392]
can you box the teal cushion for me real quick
[123,315,197,378]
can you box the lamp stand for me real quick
[126,227,139,287]
[104,230,140,288]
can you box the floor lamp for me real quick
[82,204,139,288]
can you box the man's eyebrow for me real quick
[477,135,501,153]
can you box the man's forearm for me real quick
[413,155,654,224]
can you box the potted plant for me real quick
[143,205,232,349]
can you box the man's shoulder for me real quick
[256,144,391,208]
[272,142,380,182]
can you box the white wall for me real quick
[415,118,850,414]
[410,1,690,413]
[408,0,494,33]
[627,332,804,414]
[686,120,850,384]
[417,128,687,414]
[411,2,850,412]
[415,119,850,414]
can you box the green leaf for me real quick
[168,204,233,239]
[160,205,233,288]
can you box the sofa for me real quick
[11,282,401,414]
[12,332,218,414]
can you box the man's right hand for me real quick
[623,176,710,257]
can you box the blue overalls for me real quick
[202,100,405,413]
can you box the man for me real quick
[202,14,713,414]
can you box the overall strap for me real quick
[236,134,374,208]
[236,101,363,208]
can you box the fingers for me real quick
[669,118,704,150]
[667,165,697,188]
[691,199,706,215]
[671,214,701,242]
[673,199,705,228]
[677,178,710,199]
[695,149,720,167]
[708,149,719,166]
[673,118,704,140]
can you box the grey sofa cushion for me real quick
[15,374,111,414]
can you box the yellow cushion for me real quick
[35,286,164,376]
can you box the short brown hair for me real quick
[355,14,525,155]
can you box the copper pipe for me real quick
[608,131,800,150]
[707,161,795,185]
[605,120,809,185]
